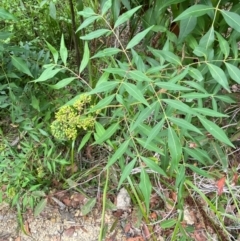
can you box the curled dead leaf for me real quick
[124,223,132,233]
[86,145,93,159]
[169,191,177,202]
[71,193,85,202]
[216,176,226,196]
[150,211,158,220]
[232,173,238,186]
[62,197,71,206]
[24,221,31,235]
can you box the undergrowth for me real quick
[1,0,240,240]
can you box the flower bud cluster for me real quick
[51,95,95,141]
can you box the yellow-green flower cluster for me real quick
[73,94,91,112]
[37,166,44,178]
[8,187,16,198]
[51,95,95,141]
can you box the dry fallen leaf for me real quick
[183,208,195,225]
[216,176,226,196]
[112,209,124,218]
[70,193,86,208]
[63,226,75,237]
[169,191,177,202]
[150,211,158,220]
[232,173,238,186]
[86,145,93,159]
[79,226,88,233]
[71,193,85,203]
[124,223,132,233]
[15,237,21,241]
[193,230,207,241]
[142,223,151,240]
[62,197,72,206]
[24,220,31,235]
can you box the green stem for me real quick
[171,210,183,241]
[71,140,75,174]
[127,177,157,241]
[88,58,93,88]
[99,168,109,241]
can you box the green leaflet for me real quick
[220,10,240,32]
[76,15,100,32]
[225,63,240,84]
[79,41,90,74]
[168,116,202,134]
[46,41,59,64]
[179,16,197,41]
[48,77,76,89]
[139,168,151,214]
[215,32,230,58]
[81,198,96,215]
[101,0,112,15]
[118,158,137,189]
[123,82,149,107]
[114,5,141,29]
[207,63,230,92]
[174,5,214,21]
[91,48,121,58]
[89,81,119,94]
[126,26,153,49]
[199,26,215,49]
[106,140,131,168]
[168,127,182,167]
[162,99,197,115]
[89,94,115,112]
[94,122,119,145]
[60,34,68,66]
[198,116,234,147]
[155,82,192,91]
[80,29,111,40]
[11,56,33,77]
[141,156,167,177]
[0,8,17,20]
[34,198,47,217]
[33,67,62,82]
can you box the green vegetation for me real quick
[1,0,240,240]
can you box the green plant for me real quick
[72,0,239,239]
[0,8,74,212]
[1,0,240,240]
[1,0,83,55]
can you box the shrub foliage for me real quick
[0,0,240,239]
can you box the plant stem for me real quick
[99,168,109,241]
[68,0,81,67]
[71,140,75,174]
[127,176,157,241]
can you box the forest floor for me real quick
[0,199,128,241]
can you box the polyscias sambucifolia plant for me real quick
[1,0,240,239]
